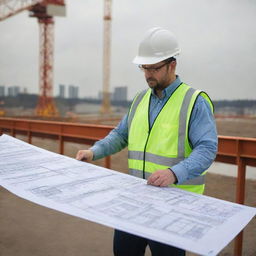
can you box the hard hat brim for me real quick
[132,50,180,65]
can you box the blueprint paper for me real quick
[0,134,255,256]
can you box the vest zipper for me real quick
[142,95,153,179]
[142,130,151,179]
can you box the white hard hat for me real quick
[133,27,180,65]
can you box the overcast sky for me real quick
[0,0,256,100]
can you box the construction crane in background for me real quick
[0,100,5,116]
[100,0,112,114]
[0,0,66,117]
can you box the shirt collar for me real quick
[151,76,182,99]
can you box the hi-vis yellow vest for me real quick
[127,83,214,194]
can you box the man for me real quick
[76,27,218,256]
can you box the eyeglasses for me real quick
[138,61,170,74]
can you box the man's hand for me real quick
[76,149,93,162]
[147,169,177,187]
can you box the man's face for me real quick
[140,61,172,91]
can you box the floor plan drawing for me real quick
[0,134,255,256]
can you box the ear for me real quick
[170,60,176,69]
[167,60,176,73]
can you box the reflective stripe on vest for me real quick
[128,89,148,132]
[128,151,182,166]
[127,83,213,192]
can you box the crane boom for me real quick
[0,0,42,21]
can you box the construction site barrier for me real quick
[0,117,255,256]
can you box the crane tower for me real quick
[0,0,66,117]
[100,0,112,114]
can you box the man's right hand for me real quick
[76,149,93,162]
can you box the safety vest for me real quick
[127,83,214,194]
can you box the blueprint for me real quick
[0,134,255,255]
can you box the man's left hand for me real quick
[147,169,177,187]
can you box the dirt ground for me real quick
[0,117,256,256]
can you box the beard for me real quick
[146,77,166,91]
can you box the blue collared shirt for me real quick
[91,76,218,184]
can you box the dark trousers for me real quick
[113,230,186,256]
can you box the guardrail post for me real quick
[234,139,246,256]
[59,135,64,155]
[234,158,246,256]
[28,131,32,144]
[105,156,111,169]
[11,120,16,137]
[236,159,246,204]
[11,128,16,137]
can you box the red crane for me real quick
[0,0,66,117]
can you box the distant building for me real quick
[0,86,5,97]
[23,87,28,94]
[59,84,65,98]
[7,87,11,96]
[68,85,79,99]
[113,86,127,102]
[8,86,20,97]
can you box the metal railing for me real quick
[0,117,255,255]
